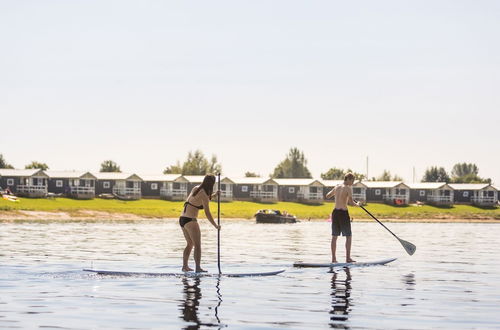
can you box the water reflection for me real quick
[329,268,352,329]
[179,277,223,329]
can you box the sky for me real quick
[1,0,499,184]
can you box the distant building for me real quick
[140,174,183,199]
[364,181,410,205]
[407,182,454,206]
[231,177,278,202]
[449,183,498,207]
[93,172,142,200]
[160,175,189,201]
[274,178,324,203]
[0,169,48,198]
[321,180,367,203]
[182,175,235,201]
[46,171,96,199]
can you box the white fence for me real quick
[250,191,277,199]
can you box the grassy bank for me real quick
[1,197,499,220]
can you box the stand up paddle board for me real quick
[293,258,397,268]
[83,269,285,277]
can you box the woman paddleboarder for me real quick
[179,174,220,272]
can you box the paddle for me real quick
[357,203,416,256]
[217,173,221,274]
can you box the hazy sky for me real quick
[1,1,499,184]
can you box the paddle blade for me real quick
[399,238,416,256]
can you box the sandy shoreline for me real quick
[0,210,498,223]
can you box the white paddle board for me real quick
[293,258,397,268]
[83,269,285,277]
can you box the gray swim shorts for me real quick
[331,209,352,236]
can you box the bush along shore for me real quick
[0,198,499,221]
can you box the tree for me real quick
[0,154,14,169]
[100,160,121,172]
[245,171,259,177]
[163,161,182,174]
[422,166,450,183]
[321,167,366,181]
[164,150,222,175]
[373,170,402,181]
[450,163,490,183]
[25,161,49,170]
[271,147,312,178]
[320,167,345,180]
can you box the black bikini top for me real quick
[183,199,203,213]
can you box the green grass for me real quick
[1,197,499,220]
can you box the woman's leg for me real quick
[181,227,194,271]
[184,221,204,272]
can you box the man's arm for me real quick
[347,186,357,206]
[326,187,336,199]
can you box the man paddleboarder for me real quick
[326,172,361,263]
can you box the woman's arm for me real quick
[202,196,220,230]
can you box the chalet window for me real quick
[419,190,425,197]
[103,182,110,189]
[488,191,494,197]
[289,187,295,193]
[310,187,317,193]
[151,183,158,190]
[444,190,450,196]
[6,178,14,186]
[375,189,381,195]
[241,185,248,192]
[353,188,361,194]
[173,182,180,190]
[463,191,469,197]
[221,184,226,191]
[56,180,63,187]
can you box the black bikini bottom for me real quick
[179,216,196,228]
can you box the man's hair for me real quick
[344,172,355,182]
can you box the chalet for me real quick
[407,182,454,206]
[449,183,498,207]
[159,175,189,201]
[140,174,183,199]
[364,181,410,205]
[321,180,368,203]
[46,171,96,199]
[274,178,324,203]
[232,177,278,202]
[0,169,48,198]
[182,175,235,201]
[93,172,142,200]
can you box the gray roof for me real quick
[363,181,409,189]
[139,174,182,182]
[407,182,451,190]
[231,177,277,185]
[320,179,366,188]
[449,183,493,191]
[45,171,96,179]
[0,169,47,177]
[183,175,206,183]
[92,172,143,181]
[273,178,324,186]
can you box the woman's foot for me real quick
[346,258,356,263]
[195,268,208,273]
[331,259,338,264]
[182,266,194,272]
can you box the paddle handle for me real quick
[217,173,221,274]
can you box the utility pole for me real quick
[366,156,369,179]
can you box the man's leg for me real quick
[345,236,355,263]
[331,236,338,263]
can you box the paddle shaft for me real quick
[217,173,221,274]
[358,204,400,240]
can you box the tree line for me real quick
[0,149,492,184]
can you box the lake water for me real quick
[1,219,499,329]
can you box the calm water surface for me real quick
[1,219,499,329]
